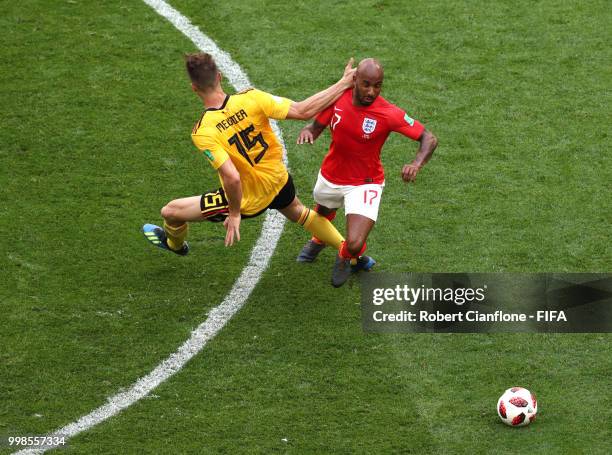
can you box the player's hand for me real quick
[297,127,315,144]
[340,57,356,88]
[401,162,421,182]
[223,213,241,246]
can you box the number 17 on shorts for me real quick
[345,184,383,222]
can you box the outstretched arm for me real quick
[297,120,326,145]
[401,129,438,182]
[217,159,242,246]
[286,58,355,120]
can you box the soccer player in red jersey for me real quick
[296,58,438,287]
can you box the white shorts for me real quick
[313,172,384,222]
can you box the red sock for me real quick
[339,241,367,260]
[315,204,337,221]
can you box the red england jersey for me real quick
[316,89,424,185]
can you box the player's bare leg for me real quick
[161,196,212,223]
[143,195,210,255]
[296,204,337,262]
[344,214,375,256]
[277,196,304,222]
[332,213,376,287]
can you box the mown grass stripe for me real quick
[12,1,287,453]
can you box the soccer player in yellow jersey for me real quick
[143,52,364,285]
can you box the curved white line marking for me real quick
[14,1,287,453]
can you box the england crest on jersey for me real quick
[362,117,377,134]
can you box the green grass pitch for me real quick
[1,0,610,453]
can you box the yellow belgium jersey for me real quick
[191,88,292,216]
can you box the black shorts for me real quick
[200,174,296,222]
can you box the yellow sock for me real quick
[164,222,188,251]
[298,208,344,250]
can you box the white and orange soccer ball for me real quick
[497,387,538,427]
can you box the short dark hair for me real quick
[185,52,219,90]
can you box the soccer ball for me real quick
[497,387,537,427]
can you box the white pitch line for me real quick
[14,1,287,453]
